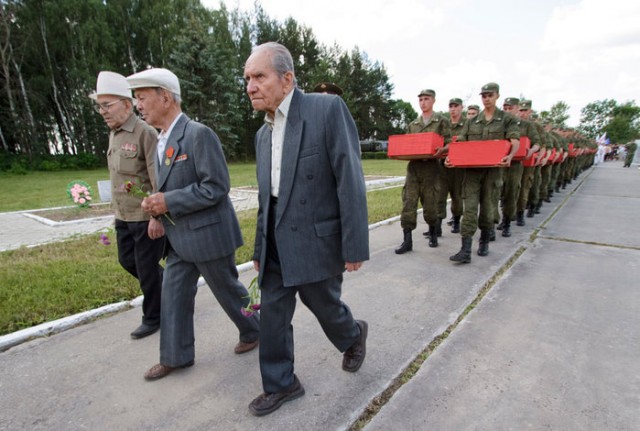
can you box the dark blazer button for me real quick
[307,174,313,180]
[300,199,306,204]
[291,226,298,231]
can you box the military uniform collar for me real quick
[115,112,138,133]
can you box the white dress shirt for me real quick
[264,90,294,197]
[157,113,183,164]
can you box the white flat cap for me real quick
[89,71,133,101]
[126,68,181,96]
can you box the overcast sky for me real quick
[205,0,640,127]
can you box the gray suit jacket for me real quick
[157,113,242,263]
[253,89,369,286]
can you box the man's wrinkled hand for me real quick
[142,192,168,217]
[147,217,165,240]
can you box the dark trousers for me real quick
[115,219,163,326]
[159,248,260,367]
[259,197,360,393]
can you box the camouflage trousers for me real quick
[529,165,542,206]
[501,161,523,220]
[400,159,442,230]
[539,164,553,201]
[517,166,536,212]
[461,167,503,238]
[437,165,464,220]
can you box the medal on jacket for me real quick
[165,147,174,166]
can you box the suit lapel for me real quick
[276,89,303,225]
[157,114,188,190]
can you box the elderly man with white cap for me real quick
[126,68,260,381]
[90,71,164,340]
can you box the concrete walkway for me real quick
[1,163,638,430]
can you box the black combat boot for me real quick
[450,237,472,263]
[428,224,438,248]
[446,216,455,226]
[501,218,511,237]
[436,218,443,237]
[451,216,461,233]
[516,211,525,226]
[496,219,504,230]
[555,183,560,193]
[395,229,413,254]
[478,229,490,256]
[535,201,542,214]
[489,227,496,241]
[562,180,567,189]
[526,202,535,218]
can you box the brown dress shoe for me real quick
[234,339,259,354]
[248,375,305,416]
[342,320,368,372]
[143,360,194,381]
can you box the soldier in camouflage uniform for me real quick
[447,83,519,263]
[435,97,465,235]
[498,97,525,237]
[624,142,637,167]
[515,100,542,226]
[396,89,452,254]
[467,105,480,119]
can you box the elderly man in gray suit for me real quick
[244,42,370,416]
[125,68,260,381]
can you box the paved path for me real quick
[1,163,638,430]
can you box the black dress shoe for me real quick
[249,375,305,416]
[131,323,160,339]
[343,320,368,372]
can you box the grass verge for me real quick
[0,186,402,336]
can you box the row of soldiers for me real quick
[395,82,597,263]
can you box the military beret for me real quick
[126,68,181,96]
[479,82,499,94]
[312,82,343,96]
[503,97,520,106]
[519,99,532,109]
[418,89,436,97]
[467,104,480,111]
[449,97,463,106]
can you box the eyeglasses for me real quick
[93,99,125,113]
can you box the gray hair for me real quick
[154,87,181,105]
[253,42,298,86]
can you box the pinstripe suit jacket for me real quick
[157,113,242,263]
[253,89,369,287]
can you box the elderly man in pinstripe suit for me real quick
[127,68,260,381]
[244,42,370,416]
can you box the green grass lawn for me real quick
[0,161,406,335]
[0,159,406,212]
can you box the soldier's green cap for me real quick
[467,104,480,111]
[418,89,436,97]
[503,97,520,106]
[519,99,532,109]
[449,97,463,106]
[479,82,499,94]
[312,82,343,96]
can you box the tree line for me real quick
[0,0,416,170]
[1,0,638,173]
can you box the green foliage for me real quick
[539,101,570,129]
[0,0,409,162]
[578,99,640,143]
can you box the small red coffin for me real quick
[388,132,444,160]
[447,140,511,168]
[512,136,531,161]
[568,143,579,158]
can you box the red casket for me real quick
[512,136,531,161]
[388,132,444,160]
[447,140,511,168]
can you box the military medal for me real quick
[165,158,170,166]
[164,147,174,166]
